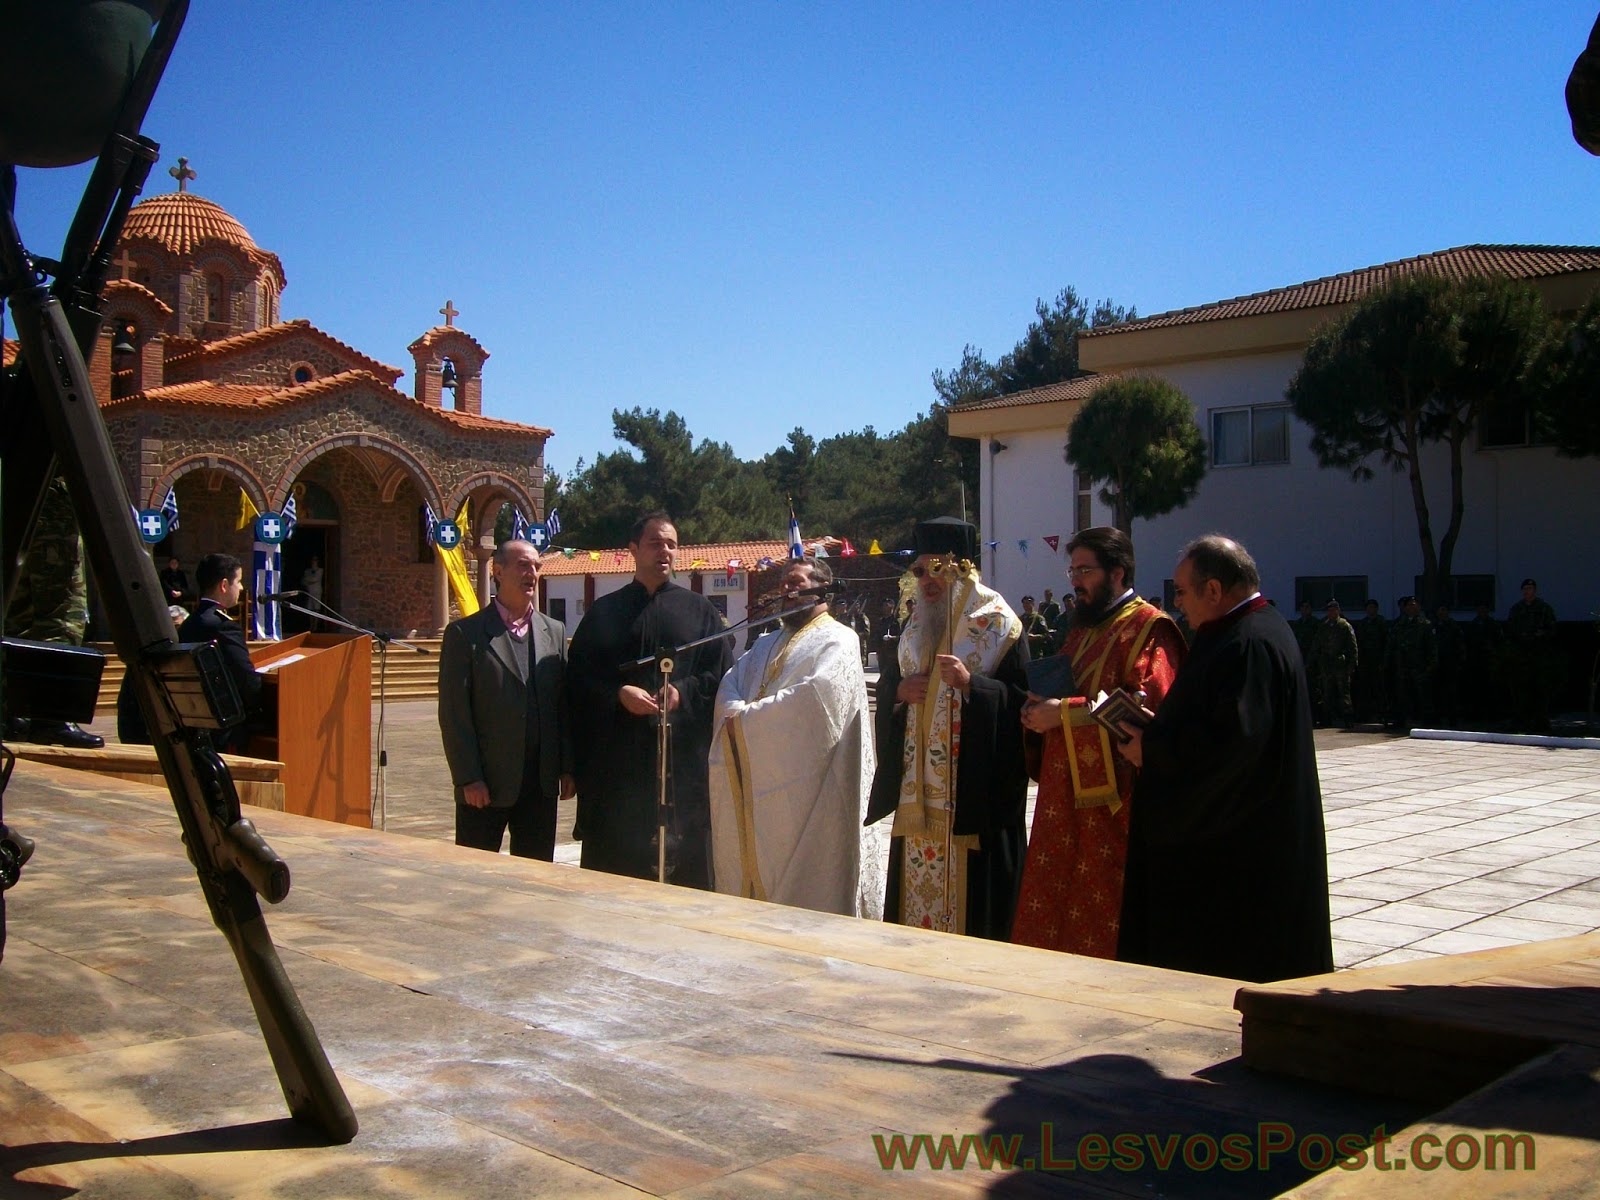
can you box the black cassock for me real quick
[866,641,1030,940]
[566,580,733,888]
[1118,600,1333,983]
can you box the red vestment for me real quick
[1011,597,1185,957]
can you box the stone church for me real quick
[90,160,548,634]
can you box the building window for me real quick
[546,597,567,623]
[289,362,316,385]
[1479,398,1546,449]
[1212,404,1290,466]
[205,272,228,324]
[1074,470,1092,532]
[1411,574,1496,612]
[1295,575,1368,612]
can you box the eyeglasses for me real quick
[1066,565,1103,580]
[909,566,929,578]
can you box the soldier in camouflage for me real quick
[1385,596,1437,734]
[1310,599,1359,728]
[1506,578,1559,733]
[1293,599,1321,698]
[1353,599,1389,725]
[4,477,104,748]
[1433,604,1466,729]
[1464,603,1507,726]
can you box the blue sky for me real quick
[12,3,1598,475]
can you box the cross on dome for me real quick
[439,299,459,327]
[169,157,196,192]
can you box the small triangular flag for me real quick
[1043,535,1060,553]
[868,539,883,556]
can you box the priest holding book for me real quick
[1011,527,1185,958]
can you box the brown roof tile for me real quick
[120,191,286,285]
[1081,244,1600,338]
[163,319,406,383]
[101,370,552,437]
[948,373,1109,414]
[539,540,791,577]
[1,338,16,367]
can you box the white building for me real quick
[949,245,1600,618]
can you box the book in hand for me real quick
[1023,653,1077,699]
[1089,688,1153,743]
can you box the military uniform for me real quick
[1507,594,1559,732]
[1311,611,1358,727]
[1432,612,1466,728]
[1353,612,1389,724]
[1464,612,1506,725]
[1386,611,1437,732]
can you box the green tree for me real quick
[1287,274,1548,609]
[996,288,1137,394]
[1533,288,1600,456]
[1064,376,1206,533]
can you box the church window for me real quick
[289,362,317,385]
[206,272,228,324]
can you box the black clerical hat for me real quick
[913,517,978,561]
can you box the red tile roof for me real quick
[539,540,790,577]
[120,191,286,285]
[948,373,1109,414]
[163,319,406,383]
[1,338,16,367]
[100,370,552,436]
[1081,244,1600,339]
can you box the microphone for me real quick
[257,591,301,602]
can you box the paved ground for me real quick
[342,698,1600,973]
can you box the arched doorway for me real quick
[279,479,338,634]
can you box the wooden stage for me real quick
[1,761,1594,1196]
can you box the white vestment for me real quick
[709,611,885,918]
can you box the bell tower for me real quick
[407,299,489,414]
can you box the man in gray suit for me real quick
[438,539,575,859]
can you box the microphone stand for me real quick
[272,594,429,831]
[624,593,836,884]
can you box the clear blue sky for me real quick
[12,3,1598,476]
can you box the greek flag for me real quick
[281,491,297,540]
[788,507,803,560]
[252,544,282,640]
[545,507,561,537]
[422,500,437,547]
[510,508,530,541]
[160,485,180,533]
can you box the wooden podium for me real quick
[248,633,371,828]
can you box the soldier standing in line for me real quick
[1353,599,1389,725]
[1311,599,1358,729]
[1018,595,1051,661]
[1292,599,1322,705]
[1506,578,1559,733]
[1386,596,1437,734]
[4,477,104,748]
[1464,603,1506,727]
[1432,604,1467,729]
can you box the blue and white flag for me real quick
[787,503,803,560]
[422,500,438,547]
[510,508,530,542]
[281,491,297,540]
[160,485,180,533]
[545,507,561,537]
[252,543,282,640]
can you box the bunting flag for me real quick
[868,539,882,556]
[1043,534,1060,553]
[510,508,531,542]
[613,551,627,565]
[812,542,829,558]
[161,485,180,533]
[838,538,857,557]
[986,540,999,548]
[422,500,438,547]
[787,498,803,559]
[545,507,562,537]
[726,557,742,581]
[252,543,282,640]
[755,556,774,569]
[588,551,600,561]
[1018,539,1029,558]
[562,548,575,559]
[435,500,479,616]
[281,491,297,541]
[690,558,709,569]
[237,489,260,531]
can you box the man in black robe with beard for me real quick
[566,512,733,888]
[1115,535,1332,983]
[867,518,1029,940]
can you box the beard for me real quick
[1074,579,1121,625]
[917,592,950,642]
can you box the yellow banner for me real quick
[236,489,259,531]
[436,499,479,616]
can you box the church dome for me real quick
[122,191,260,256]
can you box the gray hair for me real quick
[1181,534,1260,593]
